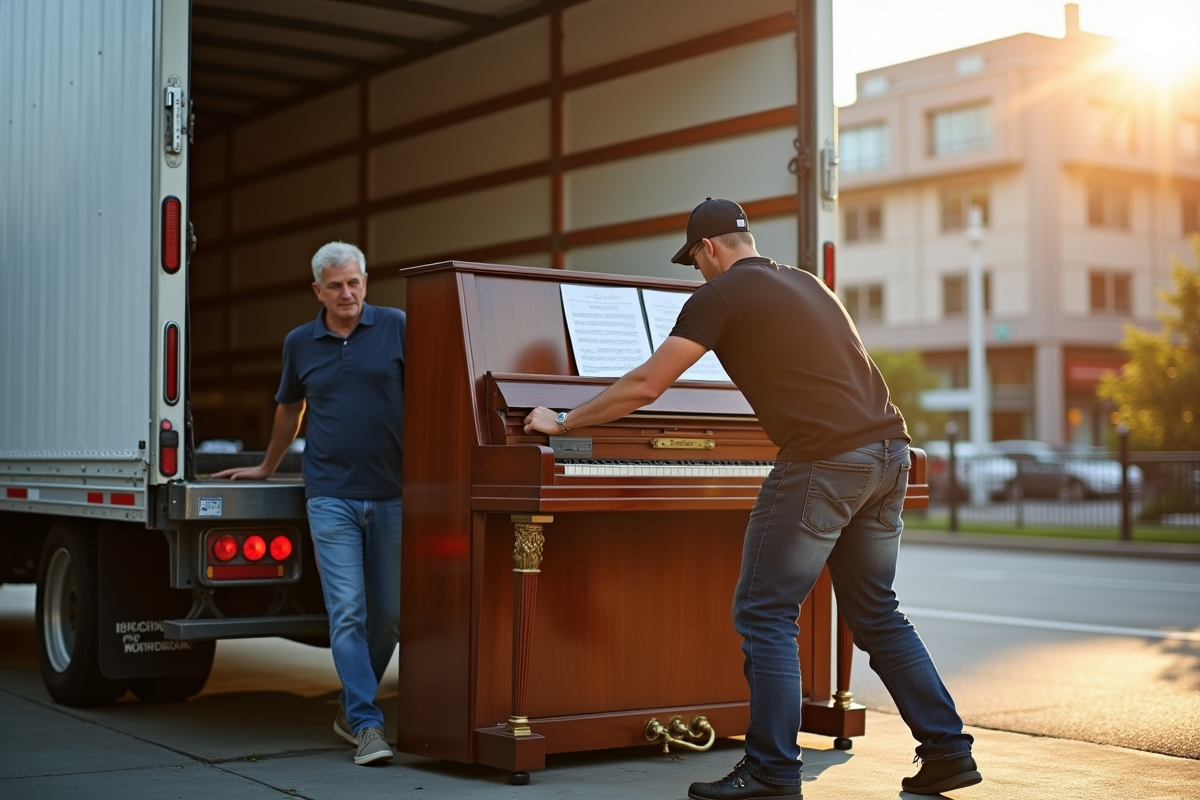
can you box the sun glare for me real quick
[1109,8,1200,84]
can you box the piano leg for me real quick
[475,514,551,782]
[800,575,866,744]
[832,614,861,750]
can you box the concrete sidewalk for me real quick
[2,585,1198,800]
[3,668,1197,800]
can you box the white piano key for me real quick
[561,462,772,478]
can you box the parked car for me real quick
[991,439,1143,500]
[922,440,1017,502]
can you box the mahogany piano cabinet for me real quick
[396,261,929,782]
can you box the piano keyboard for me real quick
[559,459,775,478]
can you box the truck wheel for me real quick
[36,523,127,706]
[128,651,214,703]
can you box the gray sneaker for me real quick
[333,708,355,746]
[354,726,393,765]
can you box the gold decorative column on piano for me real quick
[474,514,551,783]
[506,514,549,737]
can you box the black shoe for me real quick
[688,757,802,800]
[902,755,982,795]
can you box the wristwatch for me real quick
[555,411,570,432]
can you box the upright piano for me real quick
[396,261,928,779]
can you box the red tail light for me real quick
[159,419,178,477]
[242,535,267,561]
[162,196,181,273]
[269,535,293,561]
[823,241,836,291]
[163,322,180,405]
[202,528,301,584]
[213,535,238,561]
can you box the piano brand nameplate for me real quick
[651,437,716,450]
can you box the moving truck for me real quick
[1,0,837,708]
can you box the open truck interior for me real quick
[186,0,823,447]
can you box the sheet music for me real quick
[641,289,732,383]
[560,284,653,377]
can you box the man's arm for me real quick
[212,400,306,480]
[523,336,707,435]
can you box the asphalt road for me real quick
[851,543,1200,759]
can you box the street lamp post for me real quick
[966,205,990,505]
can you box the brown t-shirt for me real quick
[670,257,907,461]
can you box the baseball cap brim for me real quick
[671,240,699,266]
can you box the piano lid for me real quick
[487,372,756,417]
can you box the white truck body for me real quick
[1,0,176,521]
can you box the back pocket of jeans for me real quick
[802,460,874,533]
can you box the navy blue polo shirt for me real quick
[276,302,405,499]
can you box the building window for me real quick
[840,123,890,174]
[1086,100,1135,153]
[1184,192,1199,234]
[942,273,991,318]
[941,184,989,232]
[930,103,993,157]
[1089,271,1132,315]
[1087,182,1130,229]
[843,284,884,322]
[844,201,883,242]
[1181,118,1200,161]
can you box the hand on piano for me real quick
[523,406,562,435]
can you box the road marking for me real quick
[903,607,1200,642]
[913,567,1200,593]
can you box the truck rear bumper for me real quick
[169,479,306,521]
[164,613,328,640]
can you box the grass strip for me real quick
[905,517,1200,544]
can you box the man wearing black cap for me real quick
[524,198,979,799]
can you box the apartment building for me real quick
[837,4,1200,446]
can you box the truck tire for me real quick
[128,651,214,703]
[36,523,127,706]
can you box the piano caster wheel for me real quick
[833,738,853,751]
[509,771,531,786]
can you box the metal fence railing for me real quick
[916,447,1200,535]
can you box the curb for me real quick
[901,528,1200,562]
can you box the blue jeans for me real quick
[732,440,972,785]
[307,496,402,736]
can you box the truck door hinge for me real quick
[787,137,811,177]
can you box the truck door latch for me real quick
[165,79,184,158]
[820,138,838,204]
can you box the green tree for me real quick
[1098,234,1200,450]
[870,348,949,444]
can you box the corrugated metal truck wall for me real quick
[0,0,156,459]
[188,0,800,436]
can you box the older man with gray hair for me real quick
[215,241,406,766]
